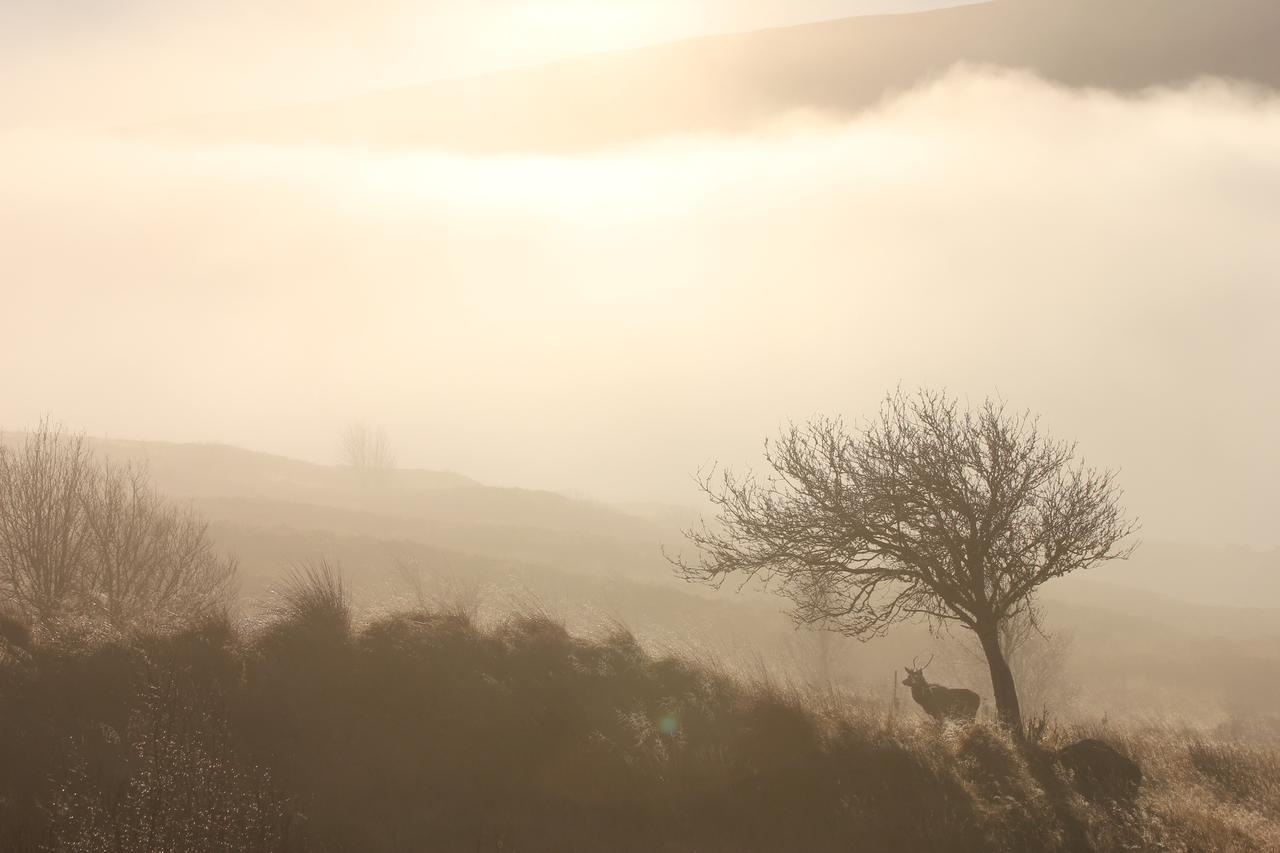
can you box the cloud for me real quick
[0,1,963,130]
[1,67,1277,545]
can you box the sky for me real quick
[0,0,967,130]
[2,0,1277,550]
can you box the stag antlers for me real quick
[910,654,935,672]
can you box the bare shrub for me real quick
[0,421,96,622]
[84,462,236,631]
[0,422,236,631]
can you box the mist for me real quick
[3,68,1276,547]
[0,0,965,130]
[5,4,1280,847]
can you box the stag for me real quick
[902,656,980,722]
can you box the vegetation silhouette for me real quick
[0,408,1273,851]
[1,599,1278,851]
[674,388,1138,733]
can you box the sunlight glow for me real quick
[491,1,690,63]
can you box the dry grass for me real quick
[267,558,350,636]
[1051,720,1280,852]
[0,605,1277,851]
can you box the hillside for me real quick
[155,0,1280,153]
[78,438,673,587]
[48,437,1275,726]
[84,438,1280,607]
[93,438,476,502]
[2,608,1277,851]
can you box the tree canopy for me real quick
[674,389,1138,730]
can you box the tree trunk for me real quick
[977,622,1023,734]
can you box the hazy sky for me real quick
[4,65,1278,549]
[2,0,1277,550]
[1,0,967,129]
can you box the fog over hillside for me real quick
[0,0,972,130]
[1,0,1277,725]
[4,2,1280,848]
[151,0,1280,153]
[4,66,1278,546]
[22,437,1272,612]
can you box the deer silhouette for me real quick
[902,656,980,722]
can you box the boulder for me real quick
[1057,738,1143,803]
[0,612,32,650]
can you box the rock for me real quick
[1057,738,1143,803]
[0,613,32,650]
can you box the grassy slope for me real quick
[1,609,1277,852]
[64,437,1280,725]
[1,439,1276,848]
[153,0,1280,153]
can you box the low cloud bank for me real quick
[2,68,1277,546]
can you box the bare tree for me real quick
[339,422,396,475]
[0,422,235,630]
[84,462,236,629]
[0,421,96,621]
[672,389,1137,732]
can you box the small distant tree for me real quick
[0,421,235,630]
[946,610,1077,723]
[996,612,1076,717]
[339,423,396,475]
[672,389,1137,732]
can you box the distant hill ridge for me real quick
[59,436,676,585]
[153,0,1280,153]
[7,432,1275,613]
[7,431,1276,726]
[89,437,478,498]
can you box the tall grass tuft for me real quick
[268,558,350,638]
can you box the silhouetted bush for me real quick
[1,607,1277,851]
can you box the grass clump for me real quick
[266,558,350,640]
